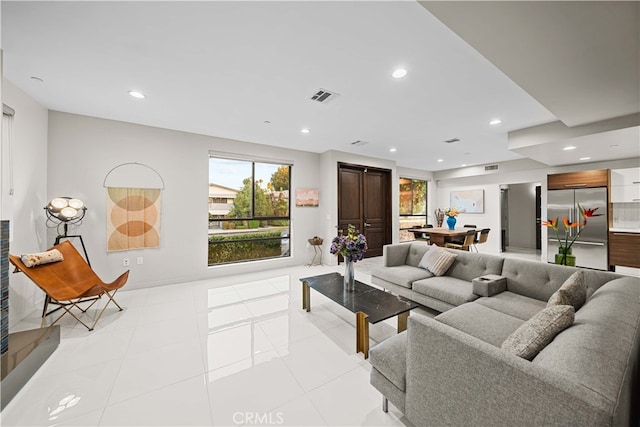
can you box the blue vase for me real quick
[446,216,456,230]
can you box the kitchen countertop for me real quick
[609,228,640,233]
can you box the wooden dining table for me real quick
[412,227,479,247]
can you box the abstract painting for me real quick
[450,189,484,213]
[107,187,161,251]
[295,188,319,207]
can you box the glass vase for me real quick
[446,216,457,230]
[344,259,355,291]
[555,247,576,266]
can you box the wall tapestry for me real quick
[450,189,484,213]
[295,188,319,207]
[106,187,161,251]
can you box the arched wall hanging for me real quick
[103,162,164,252]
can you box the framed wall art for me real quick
[450,189,484,213]
[295,188,319,207]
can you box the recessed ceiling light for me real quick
[489,119,502,125]
[610,144,619,148]
[128,90,146,99]
[389,148,397,153]
[461,164,467,167]
[563,146,576,151]
[301,128,310,134]
[580,157,591,161]
[437,159,444,163]
[30,76,44,82]
[264,120,271,124]
[392,68,407,79]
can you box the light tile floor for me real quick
[2,262,417,427]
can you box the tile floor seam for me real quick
[105,371,207,409]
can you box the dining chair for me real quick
[445,229,477,251]
[472,228,491,252]
[409,225,430,242]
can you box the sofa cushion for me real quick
[546,270,586,311]
[418,245,457,276]
[371,265,433,289]
[533,277,640,403]
[405,243,431,267]
[369,331,407,391]
[435,303,525,347]
[445,251,505,282]
[501,305,575,360]
[475,292,547,321]
[501,258,619,301]
[412,276,479,307]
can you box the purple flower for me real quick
[329,224,367,262]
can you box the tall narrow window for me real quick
[208,157,291,265]
[399,177,427,242]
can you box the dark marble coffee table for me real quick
[299,272,418,358]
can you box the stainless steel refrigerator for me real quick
[546,187,608,270]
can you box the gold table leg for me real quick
[356,311,370,359]
[397,311,409,333]
[302,281,310,312]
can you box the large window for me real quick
[208,157,291,265]
[399,177,428,242]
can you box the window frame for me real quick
[208,156,292,266]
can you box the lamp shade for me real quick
[45,197,86,223]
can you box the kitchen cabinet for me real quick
[611,167,640,203]
[547,169,609,190]
[609,231,640,269]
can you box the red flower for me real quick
[542,218,558,229]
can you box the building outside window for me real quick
[208,157,291,265]
[399,177,428,242]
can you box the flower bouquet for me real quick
[444,207,460,230]
[330,224,367,290]
[543,204,601,265]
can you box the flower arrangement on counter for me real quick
[330,224,368,263]
[543,204,602,265]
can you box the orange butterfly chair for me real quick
[9,241,130,331]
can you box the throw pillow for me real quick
[21,249,64,268]
[418,244,457,276]
[546,270,586,311]
[501,305,575,360]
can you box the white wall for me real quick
[2,79,49,326]
[47,111,323,290]
[507,182,538,249]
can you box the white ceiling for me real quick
[2,1,638,172]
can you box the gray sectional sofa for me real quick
[369,242,640,426]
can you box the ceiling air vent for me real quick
[485,164,499,171]
[443,138,460,144]
[310,89,340,103]
[351,140,369,147]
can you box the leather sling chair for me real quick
[9,240,130,331]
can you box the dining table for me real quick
[412,227,479,247]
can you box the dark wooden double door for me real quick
[338,163,392,258]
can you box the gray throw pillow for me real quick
[418,244,457,276]
[546,270,586,311]
[501,305,575,360]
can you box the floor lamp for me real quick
[43,197,93,318]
